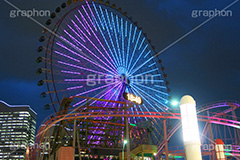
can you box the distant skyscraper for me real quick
[0,101,37,160]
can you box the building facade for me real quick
[0,101,37,160]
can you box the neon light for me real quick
[126,24,132,68]
[148,62,156,68]
[56,40,116,75]
[121,18,125,67]
[67,86,83,91]
[62,30,117,74]
[129,44,148,73]
[108,11,121,66]
[79,7,118,69]
[132,27,137,43]
[55,51,80,63]
[128,30,142,70]
[92,12,120,67]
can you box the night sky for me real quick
[0,0,239,135]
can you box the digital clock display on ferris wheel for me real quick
[123,92,143,105]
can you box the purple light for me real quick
[67,86,83,91]
[56,40,116,75]
[58,61,111,76]
[72,81,120,107]
[55,51,80,63]
[73,10,118,72]
[74,14,91,35]
[61,70,82,75]
[62,30,117,75]
[86,1,97,31]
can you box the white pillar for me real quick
[180,95,202,160]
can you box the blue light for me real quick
[129,44,148,73]
[126,24,132,68]
[132,27,137,43]
[128,30,142,70]
[121,18,125,67]
[117,66,128,76]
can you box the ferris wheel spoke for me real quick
[131,78,164,84]
[77,9,118,70]
[121,18,125,67]
[126,24,133,70]
[66,85,83,91]
[86,1,98,31]
[134,90,164,114]
[67,24,86,43]
[132,27,137,43]
[131,84,168,110]
[148,62,156,68]
[131,87,160,112]
[110,12,123,66]
[100,7,123,66]
[129,56,155,76]
[155,94,169,102]
[104,10,121,67]
[154,85,167,89]
[81,5,97,32]
[91,82,122,106]
[110,12,122,66]
[132,82,168,96]
[55,51,80,63]
[127,30,142,70]
[72,81,120,107]
[90,11,120,67]
[56,41,116,75]
[125,21,128,38]
[92,3,105,30]
[64,27,117,74]
[130,68,159,78]
[74,14,91,36]
[75,81,120,97]
[61,32,117,74]
[138,37,146,50]
[93,3,121,67]
[58,61,113,76]
[128,44,149,74]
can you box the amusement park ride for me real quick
[33,0,240,159]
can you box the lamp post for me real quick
[122,140,128,160]
[179,95,202,160]
[215,139,226,160]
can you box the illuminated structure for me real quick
[35,0,170,159]
[215,139,226,160]
[179,95,202,160]
[0,101,37,160]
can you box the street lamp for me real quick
[180,95,202,160]
[171,100,179,106]
[122,140,127,160]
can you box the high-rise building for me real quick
[0,100,37,160]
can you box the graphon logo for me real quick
[10,9,50,18]
[201,144,232,151]
[192,9,233,18]
[10,142,50,151]
[84,74,155,86]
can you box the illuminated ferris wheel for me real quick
[37,0,170,114]
[35,1,173,155]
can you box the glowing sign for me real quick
[123,92,143,105]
